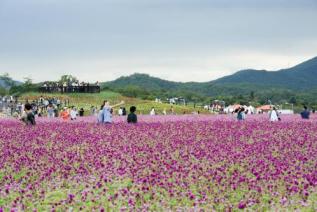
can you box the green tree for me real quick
[9,77,37,95]
[0,73,15,88]
[117,85,150,98]
[59,75,78,84]
[249,91,255,101]
[289,96,297,104]
[23,77,33,90]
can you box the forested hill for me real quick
[102,56,317,97]
[102,74,183,91]
[213,56,317,90]
[2,56,317,104]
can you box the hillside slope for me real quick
[213,56,317,90]
[102,73,183,91]
[102,56,317,96]
[20,91,202,114]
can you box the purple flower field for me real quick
[0,115,316,210]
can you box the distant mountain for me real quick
[102,56,317,97]
[213,56,317,90]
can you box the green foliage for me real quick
[249,91,255,100]
[9,78,38,95]
[0,73,14,85]
[0,86,7,96]
[102,73,180,91]
[23,77,34,91]
[116,85,150,99]
[289,96,297,104]
[58,75,78,84]
[101,57,317,105]
[4,55,317,107]
[214,56,317,90]
[20,91,203,115]
[0,73,17,89]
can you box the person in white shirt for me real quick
[44,100,49,108]
[269,107,279,122]
[150,107,156,116]
[118,107,123,116]
[70,107,78,120]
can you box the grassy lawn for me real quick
[19,91,209,115]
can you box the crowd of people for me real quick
[234,105,313,122]
[59,106,86,121]
[41,81,100,93]
[15,98,183,125]
[17,103,87,125]
[14,99,138,125]
[1,95,315,126]
[19,96,68,118]
[0,96,18,116]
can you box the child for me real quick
[122,107,127,116]
[47,103,55,118]
[70,107,78,120]
[20,103,36,125]
[118,107,123,116]
[79,108,85,117]
[127,106,137,123]
[60,107,70,121]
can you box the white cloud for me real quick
[2,50,316,83]
[0,0,316,82]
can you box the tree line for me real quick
[1,73,316,110]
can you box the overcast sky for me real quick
[1,0,317,82]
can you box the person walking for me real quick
[269,107,280,122]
